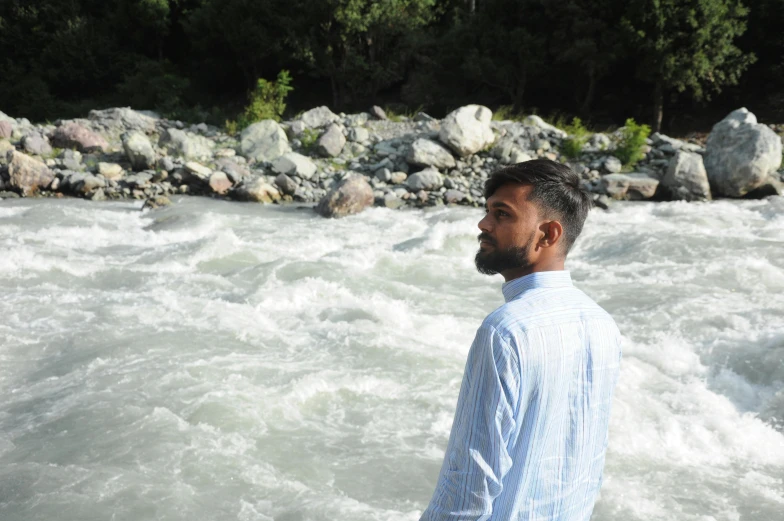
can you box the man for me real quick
[420,159,622,521]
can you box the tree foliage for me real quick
[0,0,771,132]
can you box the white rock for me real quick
[438,105,495,157]
[662,150,711,201]
[271,152,317,180]
[704,108,783,197]
[239,120,291,162]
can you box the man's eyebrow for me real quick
[484,201,514,210]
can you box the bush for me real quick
[492,105,526,122]
[237,70,294,129]
[615,118,651,167]
[561,117,590,159]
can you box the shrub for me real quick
[298,128,320,153]
[237,70,293,129]
[615,118,651,167]
[561,117,590,159]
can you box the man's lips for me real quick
[478,235,496,247]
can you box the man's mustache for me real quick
[477,233,496,246]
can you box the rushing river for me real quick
[0,196,783,521]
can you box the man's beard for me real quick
[474,234,534,275]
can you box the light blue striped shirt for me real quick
[421,270,622,521]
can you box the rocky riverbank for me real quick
[1,105,782,216]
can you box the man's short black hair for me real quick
[484,159,592,255]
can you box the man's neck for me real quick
[500,259,565,282]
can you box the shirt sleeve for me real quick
[420,324,522,521]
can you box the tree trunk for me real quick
[580,65,596,116]
[653,79,663,133]
[468,0,476,14]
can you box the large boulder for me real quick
[316,174,374,218]
[271,152,317,180]
[232,176,281,203]
[50,122,109,153]
[406,138,456,169]
[317,124,346,157]
[406,167,444,191]
[661,151,712,201]
[122,131,156,170]
[298,106,340,128]
[703,108,783,197]
[159,128,214,160]
[88,107,158,134]
[6,150,55,195]
[438,105,495,156]
[601,173,659,200]
[239,120,290,162]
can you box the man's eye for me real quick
[497,211,508,217]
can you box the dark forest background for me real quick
[2,0,783,134]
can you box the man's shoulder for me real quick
[483,286,618,336]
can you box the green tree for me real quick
[294,0,437,108]
[550,0,626,115]
[622,0,755,132]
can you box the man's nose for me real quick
[478,213,491,232]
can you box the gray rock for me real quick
[76,174,105,195]
[601,173,659,200]
[50,122,108,153]
[704,108,783,197]
[159,128,214,160]
[375,168,392,183]
[603,156,622,174]
[122,131,156,170]
[88,107,158,134]
[215,157,250,182]
[238,120,290,162]
[271,152,317,180]
[316,174,374,218]
[492,137,533,164]
[59,149,83,170]
[142,195,172,210]
[6,150,55,195]
[157,157,175,172]
[370,106,388,120]
[661,151,711,201]
[317,124,346,157]
[407,139,456,169]
[444,189,467,203]
[406,167,444,191]
[274,173,298,196]
[233,176,281,203]
[439,105,495,157]
[522,115,568,139]
[348,127,369,143]
[299,106,340,128]
[21,134,52,156]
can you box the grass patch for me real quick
[492,105,526,122]
[299,128,320,153]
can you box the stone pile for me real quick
[0,104,782,217]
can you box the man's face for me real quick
[475,183,541,276]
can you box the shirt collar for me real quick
[501,270,573,303]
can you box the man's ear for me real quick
[538,220,563,248]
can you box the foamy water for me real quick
[0,196,782,521]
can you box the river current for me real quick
[1,196,783,521]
